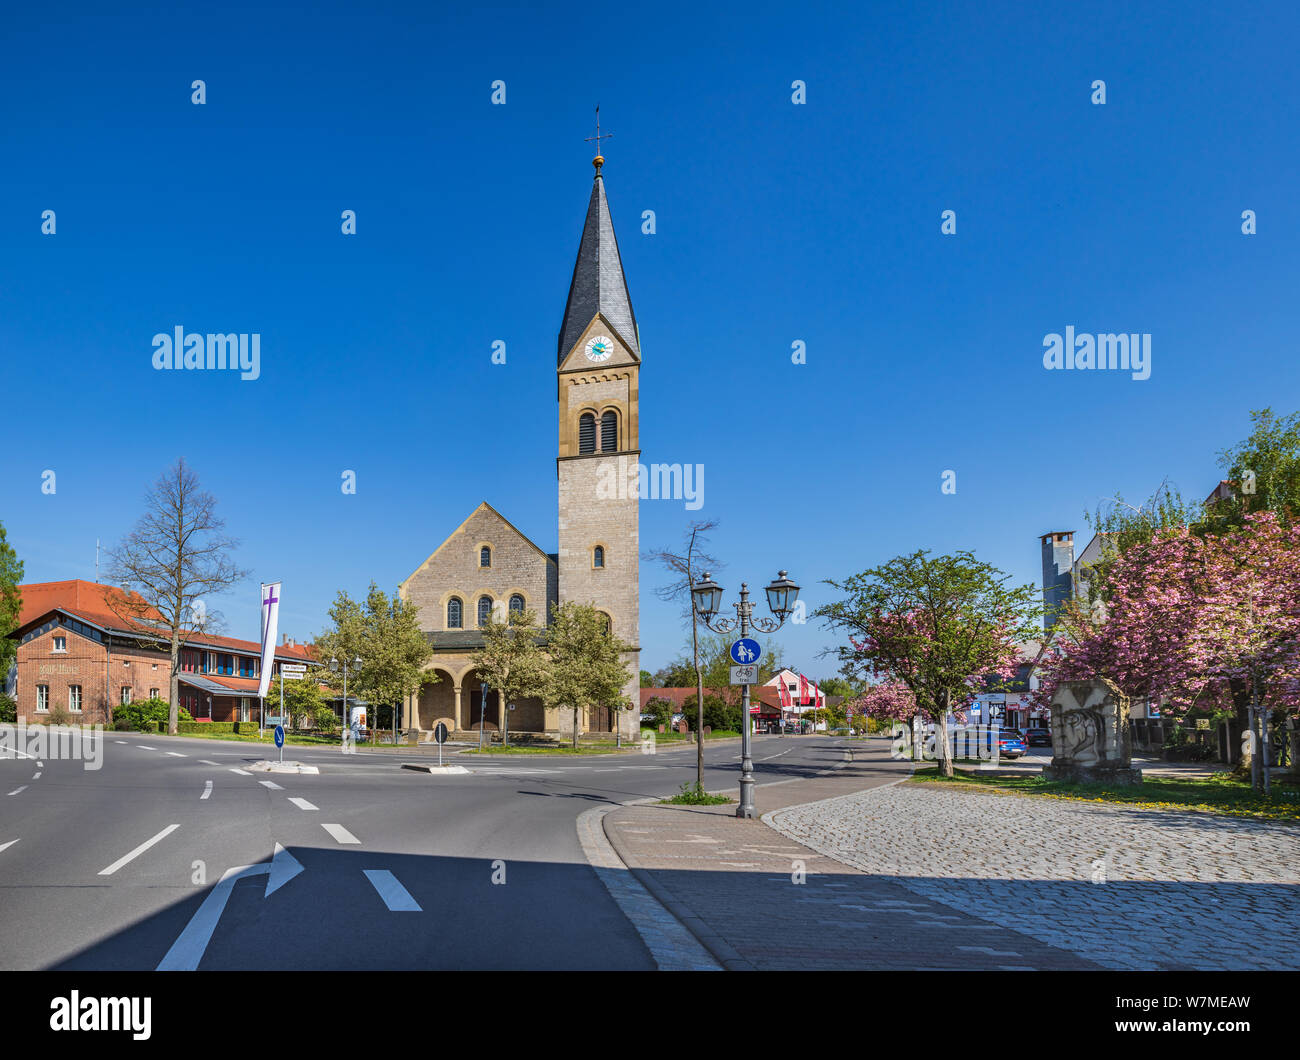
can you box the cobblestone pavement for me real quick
[599,740,1101,970]
[768,784,1300,970]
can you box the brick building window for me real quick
[36,685,49,712]
[480,546,491,568]
[601,410,618,452]
[150,688,159,699]
[477,596,493,627]
[121,687,132,706]
[239,698,250,723]
[447,597,463,629]
[52,636,67,653]
[68,686,82,713]
[578,412,596,453]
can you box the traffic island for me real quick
[248,761,321,775]
[401,763,471,775]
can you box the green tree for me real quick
[471,607,548,745]
[316,583,434,735]
[0,522,23,677]
[642,695,674,730]
[639,669,655,687]
[543,602,634,749]
[105,459,249,733]
[817,550,1041,777]
[1204,407,1300,532]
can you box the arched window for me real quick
[509,594,525,615]
[602,613,613,635]
[600,410,618,452]
[480,546,491,568]
[593,545,605,568]
[578,412,596,454]
[477,595,493,627]
[447,597,463,629]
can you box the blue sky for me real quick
[3,1,1297,676]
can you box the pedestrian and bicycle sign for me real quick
[730,638,762,665]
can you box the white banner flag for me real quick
[257,582,281,699]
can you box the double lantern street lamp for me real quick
[690,570,800,819]
[329,656,363,742]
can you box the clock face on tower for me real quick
[584,335,614,362]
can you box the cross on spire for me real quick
[585,105,612,172]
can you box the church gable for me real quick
[400,502,557,632]
[557,312,640,375]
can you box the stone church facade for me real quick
[398,153,641,740]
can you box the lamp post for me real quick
[329,655,363,749]
[691,570,800,819]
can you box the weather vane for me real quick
[585,105,612,170]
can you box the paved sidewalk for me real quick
[600,738,1100,970]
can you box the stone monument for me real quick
[1042,678,1142,785]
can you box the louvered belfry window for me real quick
[601,410,618,452]
[579,413,596,453]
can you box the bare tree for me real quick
[105,458,249,734]
[644,520,722,789]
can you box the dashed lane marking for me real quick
[7,786,28,796]
[288,798,318,811]
[32,772,41,780]
[321,823,360,845]
[363,869,422,911]
[98,824,180,876]
[198,760,219,766]
[165,752,187,757]
[259,780,284,790]
[139,746,157,751]
[0,839,18,853]
[201,781,213,800]
[229,768,252,776]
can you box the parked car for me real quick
[996,727,1028,758]
[1025,726,1052,747]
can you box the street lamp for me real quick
[691,570,800,819]
[329,656,363,745]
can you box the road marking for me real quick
[98,824,180,876]
[259,780,284,790]
[7,786,27,796]
[201,781,213,800]
[288,798,317,811]
[115,740,127,744]
[363,869,422,911]
[229,768,252,776]
[37,761,44,768]
[166,751,187,757]
[157,844,304,971]
[139,745,157,751]
[32,772,41,780]
[198,760,219,766]
[0,839,18,853]
[321,823,360,845]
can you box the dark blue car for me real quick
[996,727,1027,758]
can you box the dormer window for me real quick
[52,636,67,653]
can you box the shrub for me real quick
[642,696,674,730]
[115,698,192,731]
[0,694,16,724]
[47,704,71,725]
[314,706,338,733]
[683,693,740,733]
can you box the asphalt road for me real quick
[0,731,846,970]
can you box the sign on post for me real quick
[730,638,762,665]
[730,664,759,685]
[433,722,449,768]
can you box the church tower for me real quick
[556,147,640,739]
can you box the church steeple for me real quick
[556,163,639,365]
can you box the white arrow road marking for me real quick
[229,768,252,776]
[0,839,19,854]
[156,843,304,971]
[321,823,360,845]
[7,787,27,796]
[201,781,213,800]
[259,780,284,790]
[288,798,317,811]
[98,824,180,876]
[165,752,187,757]
[363,869,422,911]
[32,772,41,780]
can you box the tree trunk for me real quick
[938,692,954,778]
[169,632,181,735]
[572,704,579,750]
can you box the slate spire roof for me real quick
[557,168,639,365]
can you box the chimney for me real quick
[1040,531,1075,631]
[281,634,294,647]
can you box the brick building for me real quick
[6,580,316,725]
[398,151,641,741]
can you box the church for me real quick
[398,148,641,741]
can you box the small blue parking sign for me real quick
[730,638,762,665]
[274,725,285,748]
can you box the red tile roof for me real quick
[11,580,318,661]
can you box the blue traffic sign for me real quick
[274,725,285,748]
[730,638,762,665]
